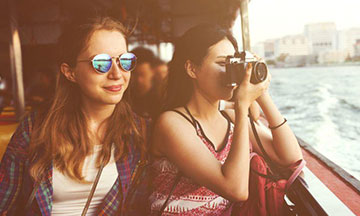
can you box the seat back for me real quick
[0,123,18,160]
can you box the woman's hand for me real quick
[256,72,272,103]
[252,52,271,103]
[232,63,270,111]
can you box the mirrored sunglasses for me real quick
[78,53,137,73]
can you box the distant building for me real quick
[338,28,360,57]
[304,22,337,55]
[264,41,275,58]
[355,39,360,57]
[318,50,348,64]
[253,22,360,65]
[252,42,265,59]
[253,40,276,59]
[274,34,311,57]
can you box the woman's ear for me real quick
[60,63,76,83]
[184,60,197,79]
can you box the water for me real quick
[268,65,360,180]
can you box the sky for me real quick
[232,0,360,45]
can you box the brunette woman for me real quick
[150,24,303,215]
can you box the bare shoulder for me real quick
[155,109,193,130]
[151,109,196,155]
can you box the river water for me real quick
[269,65,360,180]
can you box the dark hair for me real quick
[164,23,238,110]
[130,47,156,65]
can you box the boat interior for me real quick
[0,0,359,215]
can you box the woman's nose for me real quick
[108,59,124,80]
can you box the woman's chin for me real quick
[220,89,234,101]
[98,94,124,106]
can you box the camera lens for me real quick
[253,62,268,83]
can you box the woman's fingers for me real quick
[264,79,270,91]
[265,73,271,88]
[267,72,272,82]
[243,63,252,84]
[233,62,271,106]
[244,52,270,98]
[252,75,269,96]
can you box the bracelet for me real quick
[268,118,287,130]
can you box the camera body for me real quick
[225,51,268,86]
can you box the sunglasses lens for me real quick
[92,54,112,73]
[120,53,137,71]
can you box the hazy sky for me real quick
[233,0,360,44]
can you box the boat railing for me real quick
[298,137,360,194]
[287,137,360,215]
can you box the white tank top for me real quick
[51,145,118,215]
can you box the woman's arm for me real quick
[224,92,303,167]
[152,107,250,202]
[255,92,303,165]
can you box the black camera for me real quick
[225,51,268,86]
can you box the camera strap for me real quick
[81,162,105,216]
[248,109,283,177]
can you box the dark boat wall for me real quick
[0,0,243,46]
[125,0,241,44]
[0,0,64,103]
[0,0,242,108]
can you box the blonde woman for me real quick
[0,17,150,215]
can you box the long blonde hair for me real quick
[29,17,145,183]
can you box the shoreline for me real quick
[269,62,360,69]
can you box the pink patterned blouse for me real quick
[150,110,249,215]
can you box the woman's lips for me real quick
[104,85,122,92]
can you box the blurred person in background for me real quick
[25,68,56,109]
[129,47,157,118]
[152,58,168,86]
[150,57,169,119]
[129,48,173,120]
